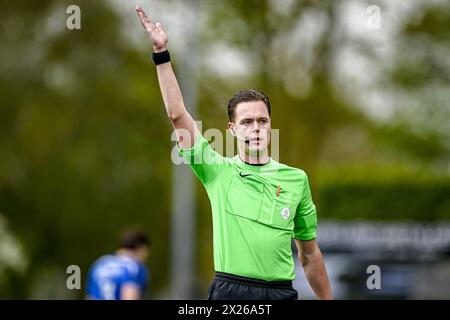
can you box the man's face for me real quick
[228,101,271,156]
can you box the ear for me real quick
[227,122,235,136]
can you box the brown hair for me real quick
[119,229,150,250]
[227,89,271,121]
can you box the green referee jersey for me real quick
[177,134,318,281]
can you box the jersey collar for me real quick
[235,155,276,173]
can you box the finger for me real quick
[146,22,155,33]
[136,10,146,25]
[135,6,144,18]
[155,22,163,33]
[135,5,146,16]
[136,10,147,23]
[136,10,154,32]
[135,6,152,23]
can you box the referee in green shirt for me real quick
[136,6,332,300]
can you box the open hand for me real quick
[136,5,168,53]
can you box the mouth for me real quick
[249,137,263,146]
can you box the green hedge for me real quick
[317,182,450,221]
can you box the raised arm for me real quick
[136,6,198,148]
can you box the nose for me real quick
[251,120,260,132]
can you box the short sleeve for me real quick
[177,134,223,185]
[122,263,147,294]
[293,172,318,240]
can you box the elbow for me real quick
[167,109,185,122]
[299,254,309,267]
[300,249,318,267]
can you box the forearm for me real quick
[155,60,198,148]
[300,249,332,300]
[155,60,187,121]
[121,283,141,300]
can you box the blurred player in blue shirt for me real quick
[86,229,150,300]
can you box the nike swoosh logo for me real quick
[239,172,252,177]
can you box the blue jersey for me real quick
[86,254,149,300]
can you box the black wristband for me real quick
[152,50,171,65]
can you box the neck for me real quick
[238,148,270,165]
[116,249,139,261]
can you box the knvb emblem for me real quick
[281,207,290,220]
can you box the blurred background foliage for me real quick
[0,0,449,298]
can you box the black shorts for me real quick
[207,272,298,300]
